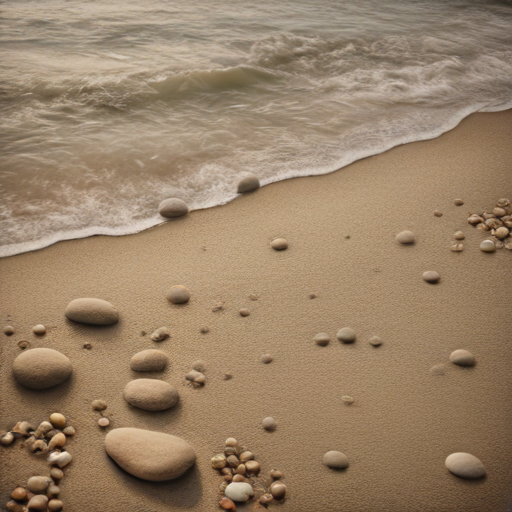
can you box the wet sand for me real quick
[1,110,512,512]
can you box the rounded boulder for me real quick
[123,379,179,411]
[65,298,118,325]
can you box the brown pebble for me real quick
[270,238,288,251]
[219,497,236,511]
[495,227,509,239]
[434,210,443,217]
[260,354,272,364]
[200,327,209,334]
[18,340,30,349]
[32,324,46,335]
[50,468,63,482]
[221,467,234,475]
[3,325,14,335]
[83,343,92,350]
[227,454,240,467]
[232,474,247,483]
[98,417,110,428]
[369,336,383,347]
[45,429,59,439]
[270,481,287,500]
[245,460,261,475]
[11,487,27,501]
[422,270,441,283]
[62,426,75,436]
[49,413,66,430]
[6,501,24,512]
[91,399,107,411]
[48,433,66,450]
[314,332,330,347]
[236,464,247,475]
[225,437,237,447]
[259,494,273,505]
[239,451,254,462]
[141,330,147,336]
[224,473,233,482]
[47,499,63,512]
[270,469,283,479]
[46,484,60,498]
[27,475,49,493]
[222,373,233,380]
[493,207,506,217]
[451,243,464,252]
[309,293,317,299]
[454,199,464,206]
[239,309,250,317]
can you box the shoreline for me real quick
[1,109,512,512]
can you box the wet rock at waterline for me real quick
[105,428,196,481]
[65,298,118,325]
[158,198,189,218]
[13,348,72,389]
[123,379,179,411]
[237,175,260,194]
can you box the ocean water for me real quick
[1,0,511,257]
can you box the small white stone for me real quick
[270,238,288,251]
[445,453,486,479]
[48,450,72,468]
[224,482,255,502]
[395,230,416,245]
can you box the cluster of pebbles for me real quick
[467,198,512,251]
[186,361,206,387]
[212,438,286,510]
[1,414,74,512]
[314,329,383,348]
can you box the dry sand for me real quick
[1,110,512,512]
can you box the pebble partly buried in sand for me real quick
[65,297,119,325]
[422,270,441,283]
[105,428,196,481]
[3,325,14,335]
[167,285,191,304]
[449,349,475,367]
[395,230,416,245]
[158,197,189,218]
[445,452,486,479]
[13,348,72,390]
[130,349,169,372]
[123,379,179,411]
[323,450,349,469]
[369,336,383,347]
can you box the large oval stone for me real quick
[123,379,179,411]
[445,452,486,479]
[130,350,169,372]
[13,348,72,390]
[65,298,118,325]
[105,428,196,481]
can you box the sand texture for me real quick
[1,110,512,511]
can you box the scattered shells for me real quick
[270,238,288,251]
[31,439,48,454]
[158,198,189,219]
[49,413,66,430]
[454,198,464,206]
[212,454,227,469]
[422,271,441,284]
[480,240,496,253]
[1,432,14,445]
[48,450,72,468]
[219,497,237,511]
[92,399,107,411]
[239,309,250,317]
[224,482,255,502]
[27,476,49,493]
[454,231,465,240]
[167,285,191,304]
[395,230,416,245]
[260,354,272,364]
[3,325,14,335]
[150,327,170,342]
[341,396,355,405]
[17,340,30,349]
[237,175,260,194]
[32,324,46,335]
[12,421,34,437]
[451,243,464,252]
[262,417,277,431]
[449,349,475,367]
[270,481,287,500]
[123,379,180,411]
[336,327,356,343]
[34,421,53,438]
[323,450,349,469]
[369,336,383,347]
[98,417,110,428]
[314,333,330,347]
[65,298,118,325]
[434,210,443,217]
[445,452,486,479]
[131,349,169,371]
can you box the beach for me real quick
[1,109,512,511]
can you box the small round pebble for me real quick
[49,413,66,430]
[63,426,75,436]
[27,476,49,493]
[50,468,64,482]
[167,285,191,304]
[98,417,110,428]
[454,231,465,240]
[449,349,475,367]
[262,417,277,430]
[211,454,227,469]
[27,495,48,511]
[260,354,272,364]
[245,460,261,474]
[225,437,237,447]
[259,494,274,505]
[3,326,14,335]
[32,324,46,335]
[130,349,169,372]
[92,399,107,411]
[445,452,486,479]
[48,500,63,512]
[495,227,509,239]
[270,238,288,251]
[341,395,354,405]
[422,271,441,284]
[493,207,506,217]
[369,336,383,347]
[336,327,356,343]
[237,175,260,194]
[454,198,464,206]
[395,230,416,245]
[434,210,443,217]
[270,469,283,479]
[225,482,254,502]
[158,198,189,218]
[270,481,287,500]
[18,340,30,349]
[323,450,349,469]
[314,333,330,347]
[480,240,496,253]
[11,488,27,501]
[47,484,60,498]
[239,309,250,317]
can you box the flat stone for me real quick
[323,451,349,469]
[105,427,196,481]
[131,350,169,372]
[167,285,191,304]
[314,333,330,346]
[445,452,486,479]
[123,379,179,411]
[158,198,189,218]
[13,348,72,390]
[450,349,475,367]
[395,230,416,245]
[237,175,260,193]
[65,298,118,325]
[369,336,383,347]
[270,238,288,250]
[224,482,255,502]
[422,270,441,283]
[336,327,356,343]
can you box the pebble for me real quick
[65,298,118,325]
[27,476,49,493]
[98,417,110,428]
[18,340,30,349]
[323,450,349,469]
[454,198,464,206]
[259,494,273,505]
[454,231,465,240]
[46,429,59,439]
[262,417,277,431]
[167,285,191,304]
[468,214,483,225]
[270,469,283,479]
[5,501,24,512]
[422,271,441,284]
[130,349,169,372]
[48,433,66,450]
[445,452,486,479]
[239,451,253,462]
[270,481,287,500]
[225,437,237,447]
[3,325,14,335]
[31,439,48,454]
[49,413,66,430]
[1,432,14,445]
[27,495,48,511]
[434,210,443,217]
[48,451,72,468]
[105,427,196,481]
[227,455,240,467]
[336,327,356,343]
[225,482,255,502]
[480,240,496,253]
[47,484,60,498]
[495,227,509,239]
[369,336,383,347]
[13,348,72,390]
[270,238,288,251]
[496,198,510,207]
[11,488,27,501]
[50,468,64,481]
[219,497,237,511]
[314,333,330,347]
[150,327,170,342]
[192,360,206,372]
[211,454,227,469]
[395,230,416,245]
[32,324,46,335]
[493,207,506,217]
[341,396,354,405]
[12,420,33,437]
[245,460,261,475]
[48,499,63,512]
[236,464,247,475]
[232,474,247,483]
[34,421,53,438]
[219,481,228,493]
[309,293,317,299]
[200,327,210,334]
[123,379,180,411]
[223,373,233,380]
[186,370,206,385]
[237,175,260,194]
[92,399,107,411]
[451,243,464,252]
[449,349,475,367]
[239,309,250,317]
[158,198,189,218]
[83,343,92,350]
[260,354,272,364]
[430,364,446,376]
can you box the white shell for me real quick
[48,450,73,468]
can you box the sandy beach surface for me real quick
[1,110,512,512]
